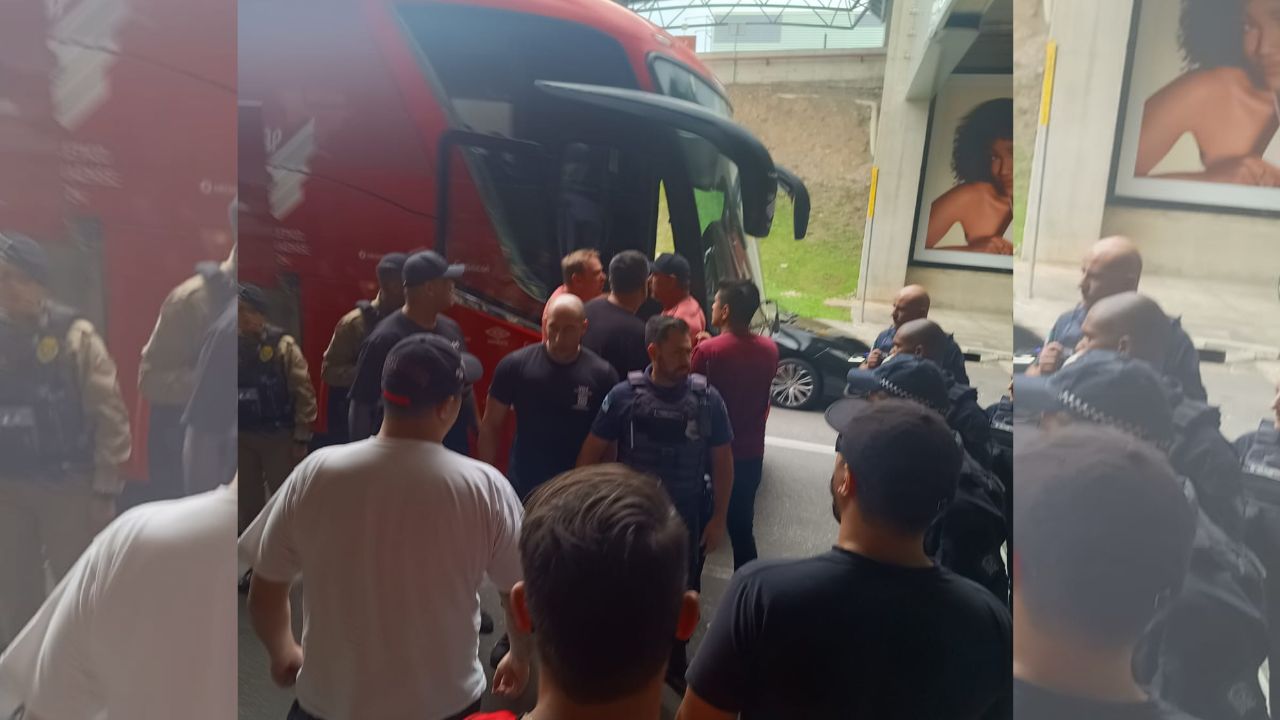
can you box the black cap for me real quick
[382,334,482,409]
[824,397,962,530]
[377,252,408,275]
[403,250,465,288]
[844,354,950,414]
[1013,350,1174,448]
[238,284,269,314]
[0,232,50,286]
[652,253,690,283]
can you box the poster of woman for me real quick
[911,74,1015,271]
[1112,0,1280,215]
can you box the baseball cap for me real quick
[382,334,482,409]
[377,252,408,275]
[403,250,465,288]
[844,354,950,414]
[1013,350,1174,448]
[823,397,962,529]
[652,253,691,283]
[238,284,270,314]
[0,232,50,286]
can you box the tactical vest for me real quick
[1242,422,1280,486]
[621,372,712,514]
[0,304,93,478]
[924,442,1010,603]
[1168,395,1247,537]
[238,327,294,432]
[986,396,1014,454]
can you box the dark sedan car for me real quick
[760,304,870,411]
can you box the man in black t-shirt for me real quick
[478,294,618,499]
[582,250,650,378]
[679,398,1011,720]
[1014,426,1200,720]
[348,250,476,454]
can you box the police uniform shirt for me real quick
[686,547,1012,719]
[488,343,618,497]
[589,372,733,485]
[349,310,471,452]
[875,326,970,386]
[238,328,318,442]
[1046,305,1206,402]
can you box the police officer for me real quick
[1236,382,1280,481]
[138,238,236,503]
[861,285,969,385]
[844,354,1009,603]
[1015,351,1268,720]
[1074,291,1245,539]
[320,252,406,444]
[577,314,734,692]
[1029,236,1206,401]
[1236,381,1280,705]
[0,232,131,650]
[237,284,317,534]
[891,318,993,468]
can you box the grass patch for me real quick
[656,187,860,322]
[1013,142,1032,255]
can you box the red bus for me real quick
[236,0,809,435]
[0,0,235,480]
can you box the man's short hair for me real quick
[1015,425,1195,644]
[561,249,600,285]
[521,465,689,704]
[646,315,689,347]
[608,250,650,295]
[717,279,761,326]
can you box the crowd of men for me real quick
[1,218,1276,719]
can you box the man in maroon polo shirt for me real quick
[691,279,779,569]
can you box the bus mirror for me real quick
[774,166,810,240]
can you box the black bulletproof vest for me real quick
[238,327,294,432]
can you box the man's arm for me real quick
[247,576,304,688]
[282,336,318,443]
[320,314,362,388]
[703,444,734,554]
[74,322,132,495]
[577,433,615,467]
[138,282,201,405]
[478,396,512,466]
[492,590,534,698]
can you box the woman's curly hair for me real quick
[951,97,1013,188]
[1179,0,1251,74]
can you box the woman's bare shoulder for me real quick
[1150,67,1252,104]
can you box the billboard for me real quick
[910,74,1015,272]
[1110,0,1280,217]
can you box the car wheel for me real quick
[772,358,823,410]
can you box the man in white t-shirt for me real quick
[240,333,532,720]
[0,481,238,719]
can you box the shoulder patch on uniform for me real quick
[36,336,60,364]
[259,345,275,362]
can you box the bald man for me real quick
[865,285,970,385]
[894,319,993,468]
[1078,293,1246,539]
[479,294,619,500]
[1033,236,1205,401]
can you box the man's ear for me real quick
[675,590,700,642]
[511,581,534,634]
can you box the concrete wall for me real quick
[701,51,886,86]
[1021,0,1280,285]
[859,0,1012,314]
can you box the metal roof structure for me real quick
[618,0,886,31]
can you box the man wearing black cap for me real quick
[348,250,475,453]
[1014,351,1269,720]
[0,232,131,650]
[1014,426,1200,720]
[241,335,532,720]
[650,253,706,343]
[844,354,1009,601]
[237,284,317,535]
[679,398,1011,720]
[320,252,407,444]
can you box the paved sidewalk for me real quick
[1017,262,1280,363]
